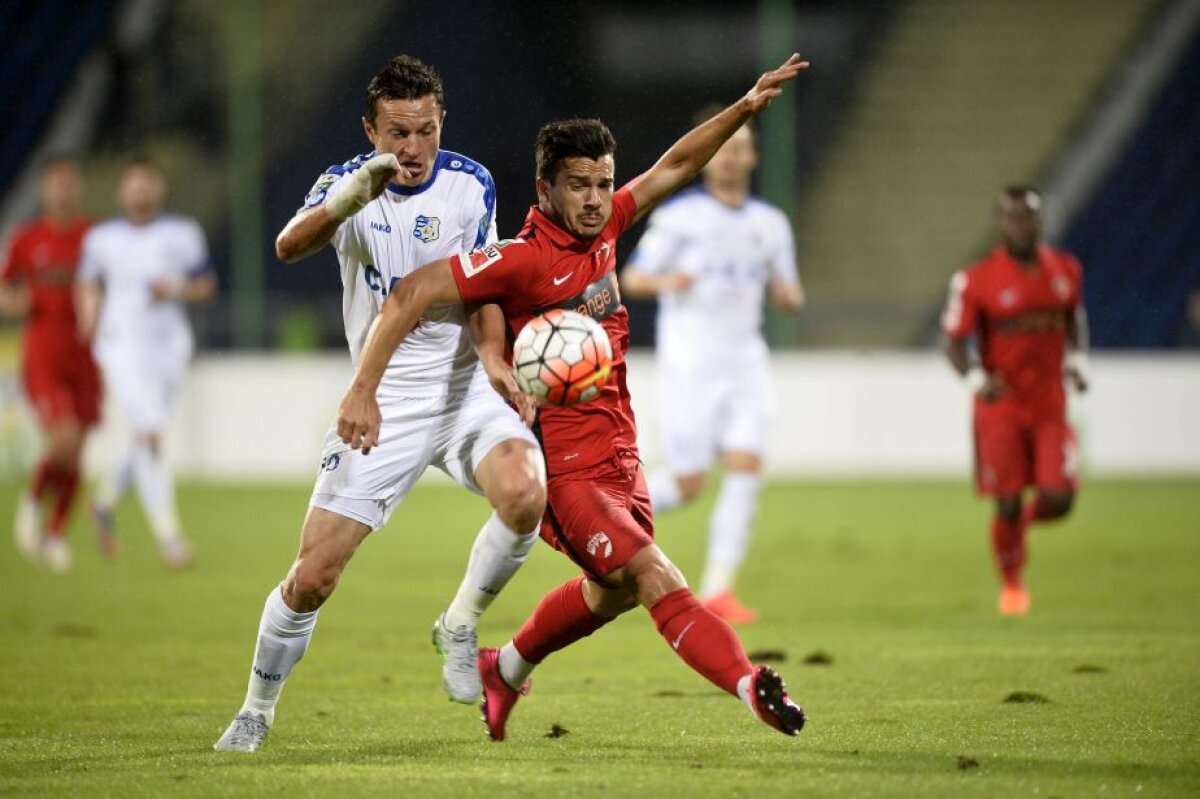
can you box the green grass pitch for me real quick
[1,477,1198,797]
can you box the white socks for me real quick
[498,642,535,690]
[700,472,763,598]
[240,586,319,726]
[442,512,539,631]
[131,443,184,549]
[647,470,684,513]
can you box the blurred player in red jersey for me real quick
[941,186,1089,616]
[0,155,102,573]
[337,54,811,740]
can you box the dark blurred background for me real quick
[3,0,1198,352]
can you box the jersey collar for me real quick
[385,150,448,197]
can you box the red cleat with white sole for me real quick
[749,665,806,736]
[478,647,530,741]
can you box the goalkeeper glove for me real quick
[325,153,400,221]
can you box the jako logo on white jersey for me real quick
[370,221,392,234]
[413,215,441,243]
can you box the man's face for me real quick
[117,165,166,222]
[703,126,757,187]
[41,160,82,217]
[363,95,443,187]
[538,155,615,240]
[996,192,1043,259]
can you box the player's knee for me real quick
[284,559,341,611]
[996,496,1022,525]
[626,550,687,608]
[676,474,705,503]
[492,474,546,533]
[1038,490,1074,519]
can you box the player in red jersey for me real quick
[0,155,102,572]
[941,186,1089,616]
[337,54,811,739]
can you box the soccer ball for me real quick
[513,309,613,406]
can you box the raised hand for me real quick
[743,53,810,113]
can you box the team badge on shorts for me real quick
[586,531,612,559]
[413,215,441,243]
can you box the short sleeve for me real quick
[941,269,978,338]
[768,209,801,285]
[468,166,498,249]
[183,220,212,276]
[450,239,530,304]
[0,229,27,284]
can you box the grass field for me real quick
[1,477,1198,797]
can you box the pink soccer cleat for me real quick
[478,647,530,742]
[749,665,806,736]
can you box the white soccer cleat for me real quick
[432,615,481,704]
[160,538,194,571]
[213,711,270,753]
[14,495,42,565]
[42,536,72,575]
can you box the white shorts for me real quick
[310,388,538,531]
[95,349,187,433]
[656,348,774,476]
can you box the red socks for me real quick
[28,460,80,538]
[512,577,612,664]
[650,588,752,697]
[990,514,1027,587]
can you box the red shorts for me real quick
[539,452,655,586]
[23,345,102,428]
[973,411,1078,496]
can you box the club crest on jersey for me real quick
[304,173,337,208]
[586,531,612,559]
[413,215,441,243]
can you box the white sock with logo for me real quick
[239,586,319,726]
[699,472,763,598]
[443,513,539,631]
[647,470,684,513]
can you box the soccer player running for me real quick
[214,56,546,753]
[941,186,1089,616]
[621,108,805,625]
[76,157,217,569]
[1,155,101,573]
[338,54,811,740]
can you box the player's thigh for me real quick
[435,389,541,496]
[310,396,440,531]
[973,412,1031,496]
[98,355,173,433]
[1033,419,1080,493]
[542,465,655,585]
[656,363,719,476]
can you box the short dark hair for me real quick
[365,55,445,122]
[535,119,617,183]
[120,154,162,177]
[1000,184,1042,212]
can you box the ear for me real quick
[361,116,376,147]
[535,176,551,204]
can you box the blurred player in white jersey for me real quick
[76,157,216,569]
[621,110,804,625]
[214,55,545,753]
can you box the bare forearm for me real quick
[182,272,217,304]
[276,206,341,263]
[620,268,669,298]
[943,336,972,376]
[1068,306,1089,351]
[467,303,509,370]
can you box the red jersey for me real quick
[1,216,91,358]
[451,185,640,475]
[942,243,1083,419]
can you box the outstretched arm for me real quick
[337,258,462,452]
[629,54,809,219]
[276,154,400,263]
[1066,305,1090,392]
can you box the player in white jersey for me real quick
[76,157,216,569]
[621,114,804,625]
[214,55,546,753]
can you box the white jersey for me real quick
[628,188,800,364]
[303,149,498,398]
[79,214,210,368]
